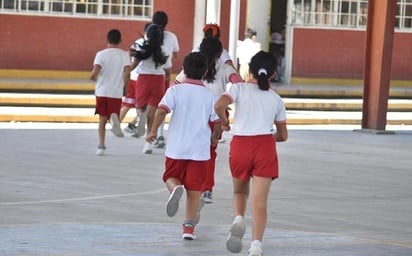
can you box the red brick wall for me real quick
[292,28,412,80]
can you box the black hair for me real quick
[249,51,277,90]
[152,11,168,29]
[133,24,168,68]
[183,52,208,80]
[199,37,223,83]
[107,29,121,45]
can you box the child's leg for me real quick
[119,106,130,122]
[136,107,147,136]
[98,116,107,146]
[250,176,272,242]
[232,177,249,216]
[185,190,201,222]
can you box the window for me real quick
[291,0,412,30]
[0,0,152,19]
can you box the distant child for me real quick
[146,52,221,240]
[214,51,288,256]
[237,28,261,81]
[131,23,171,154]
[90,29,131,156]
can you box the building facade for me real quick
[0,0,411,82]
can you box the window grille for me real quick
[291,0,412,30]
[0,0,152,19]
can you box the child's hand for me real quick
[146,132,157,143]
[221,122,231,131]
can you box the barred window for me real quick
[291,0,412,30]
[0,0,152,18]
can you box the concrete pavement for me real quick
[0,123,411,255]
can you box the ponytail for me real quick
[249,51,277,91]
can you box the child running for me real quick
[176,36,242,204]
[214,51,288,256]
[131,23,171,154]
[90,29,131,155]
[146,52,221,240]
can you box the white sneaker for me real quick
[166,185,184,217]
[110,113,123,137]
[248,245,263,256]
[226,215,246,253]
[142,142,152,154]
[96,145,106,156]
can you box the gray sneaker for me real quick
[202,191,213,204]
[124,123,136,133]
[154,136,166,148]
[166,185,184,217]
[110,113,124,137]
[226,215,246,253]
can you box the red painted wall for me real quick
[0,0,246,74]
[0,1,195,73]
[292,28,412,80]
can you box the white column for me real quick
[193,0,206,48]
[284,0,294,84]
[229,0,240,67]
[206,0,221,24]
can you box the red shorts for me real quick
[229,135,279,181]
[135,74,165,107]
[95,96,122,118]
[163,157,208,191]
[122,80,137,107]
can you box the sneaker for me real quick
[202,191,213,204]
[166,185,184,217]
[124,123,136,133]
[218,138,226,143]
[131,131,142,138]
[110,113,124,137]
[142,142,152,154]
[248,245,263,256]
[154,136,166,148]
[96,145,106,156]
[193,197,206,226]
[182,222,195,240]
[226,215,246,253]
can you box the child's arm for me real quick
[90,64,101,81]
[274,122,288,142]
[214,95,232,131]
[146,107,167,143]
[123,65,131,95]
[211,122,222,146]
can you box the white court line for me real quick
[0,188,166,206]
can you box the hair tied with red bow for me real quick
[203,23,220,37]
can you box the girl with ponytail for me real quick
[214,51,288,256]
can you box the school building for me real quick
[0,0,411,84]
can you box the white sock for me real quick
[234,215,244,222]
[251,240,262,249]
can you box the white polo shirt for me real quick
[223,82,287,136]
[159,79,220,160]
[130,38,172,79]
[93,48,130,98]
